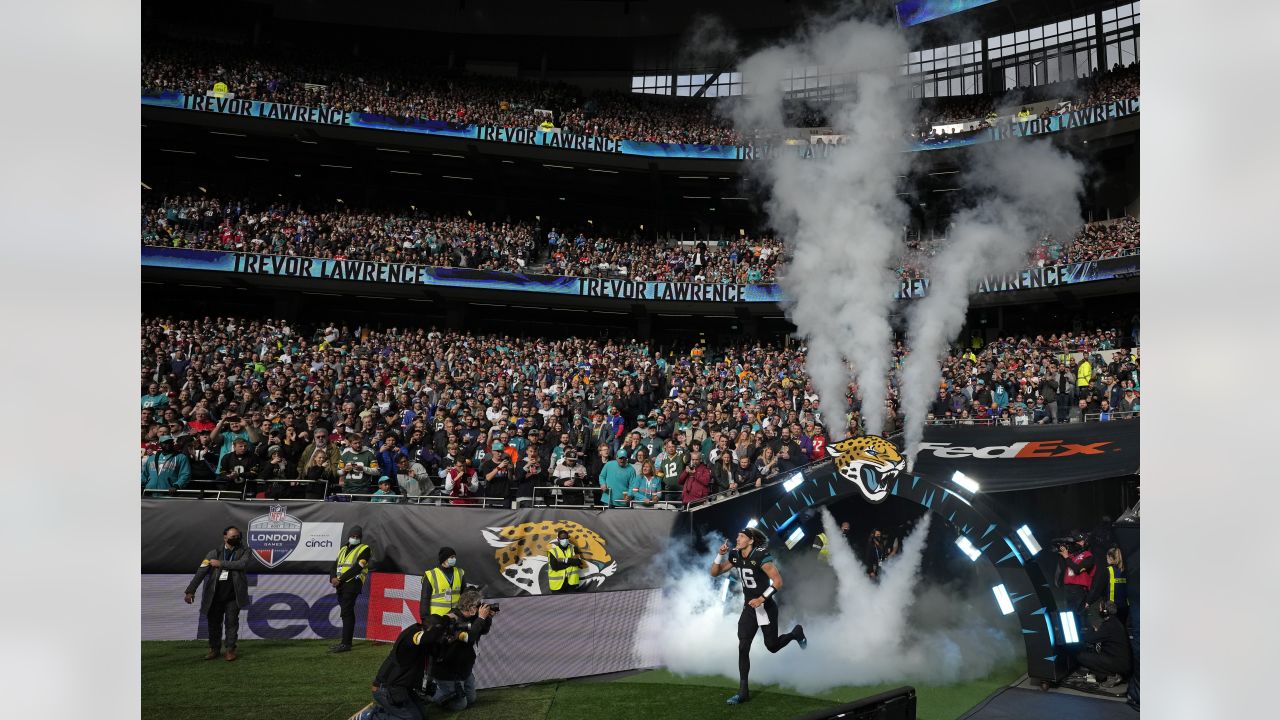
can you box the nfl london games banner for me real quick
[909,419,1140,492]
[141,246,1138,303]
[141,500,679,596]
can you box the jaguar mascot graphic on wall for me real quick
[482,520,618,595]
[825,435,907,504]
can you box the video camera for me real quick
[1049,536,1082,552]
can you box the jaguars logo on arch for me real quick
[482,520,617,595]
[826,435,907,504]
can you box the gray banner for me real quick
[141,500,679,596]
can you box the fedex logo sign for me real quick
[365,573,424,642]
[190,575,367,641]
[918,440,1112,459]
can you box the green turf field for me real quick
[141,640,1024,720]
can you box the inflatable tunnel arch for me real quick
[755,436,1073,683]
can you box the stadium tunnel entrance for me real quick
[683,438,1074,684]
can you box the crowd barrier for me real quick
[142,571,662,690]
[141,91,1138,158]
[141,245,1141,305]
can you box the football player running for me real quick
[709,527,806,705]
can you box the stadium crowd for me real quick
[142,195,1138,284]
[140,316,1139,503]
[142,36,1140,148]
[913,63,1140,141]
[898,216,1140,279]
[141,44,741,146]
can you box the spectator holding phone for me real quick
[209,411,260,467]
[339,431,379,498]
[218,438,262,491]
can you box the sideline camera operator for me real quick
[1073,600,1132,688]
[1057,531,1096,613]
[361,611,451,720]
[427,589,496,711]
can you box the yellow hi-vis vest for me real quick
[336,543,369,584]
[547,544,580,591]
[424,566,464,616]
[1106,565,1128,602]
[814,532,830,558]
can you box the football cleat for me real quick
[726,694,749,705]
[794,624,807,649]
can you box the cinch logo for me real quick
[305,539,334,548]
[247,504,302,568]
[482,520,617,595]
[917,440,1113,459]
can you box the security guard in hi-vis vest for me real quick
[546,528,586,593]
[812,521,851,561]
[421,546,465,619]
[329,525,371,654]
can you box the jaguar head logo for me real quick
[826,435,906,504]
[482,520,617,595]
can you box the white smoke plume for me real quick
[726,11,913,440]
[900,140,1085,465]
[636,509,1021,693]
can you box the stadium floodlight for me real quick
[1059,611,1080,644]
[992,584,1015,615]
[785,527,806,549]
[782,472,805,492]
[955,535,982,562]
[951,471,981,494]
[746,518,759,529]
[1016,525,1042,556]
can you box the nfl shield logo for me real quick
[248,505,303,568]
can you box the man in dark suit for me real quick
[184,525,252,661]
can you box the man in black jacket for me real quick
[428,589,494,711]
[362,615,451,720]
[184,525,252,661]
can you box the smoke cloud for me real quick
[900,140,1085,464]
[636,510,1021,693]
[726,11,913,439]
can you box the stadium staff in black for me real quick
[1074,600,1133,688]
[709,527,806,705]
[363,613,451,720]
[865,528,895,581]
[329,525,372,654]
[184,525,252,661]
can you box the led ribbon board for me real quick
[896,0,999,28]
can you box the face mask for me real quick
[558,538,569,547]
[349,537,360,546]
[227,536,241,546]
[445,557,457,568]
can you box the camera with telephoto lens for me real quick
[486,603,500,613]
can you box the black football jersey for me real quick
[728,547,774,602]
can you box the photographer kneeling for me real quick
[363,613,451,720]
[428,589,495,712]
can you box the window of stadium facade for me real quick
[631,3,1137,102]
